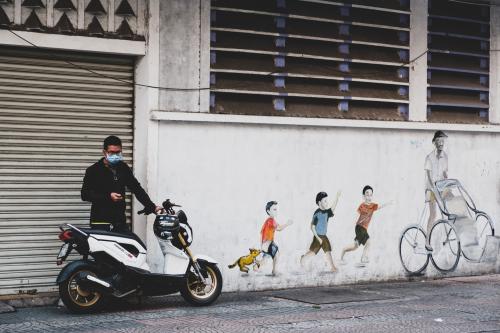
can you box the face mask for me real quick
[106,153,123,166]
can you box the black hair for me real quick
[432,130,447,143]
[315,192,328,205]
[103,135,122,150]
[362,185,373,195]
[266,201,277,215]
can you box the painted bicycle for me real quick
[399,179,495,275]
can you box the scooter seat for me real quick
[81,228,147,250]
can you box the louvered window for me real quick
[427,0,490,123]
[210,0,411,120]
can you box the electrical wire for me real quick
[8,27,427,86]
[7,29,212,91]
[7,27,488,88]
[447,0,500,7]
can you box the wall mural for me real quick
[399,131,498,275]
[227,131,498,280]
[257,201,293,276]
[228,248,261,274]
[424,130,449,252]
[300,191,341,273]
[340,186,393,267]
[228,201,293,276]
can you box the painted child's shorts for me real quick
[355,225,369,245]
[309,235,332,254]
[263,241,279,258]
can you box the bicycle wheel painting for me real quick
[461,213,494,262]
[429,220,461,272]
[399,225,429,275]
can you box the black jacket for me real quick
[81,158,155,225]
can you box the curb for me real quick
[0,301,15,314]
[0,293,59,310]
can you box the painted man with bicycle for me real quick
[424,130,448,252]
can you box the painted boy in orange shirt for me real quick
[340,185,393,266]
[259,201,293,276]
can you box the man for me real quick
[425,130,448,251]
[81,135,162,233]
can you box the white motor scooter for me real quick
[56,200,222,313]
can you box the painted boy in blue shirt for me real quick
[300,191,341,272]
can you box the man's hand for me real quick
[316,236,323,245]
[110,192,123,202]
[154,206,164,214]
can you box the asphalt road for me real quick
[1,274,499,333]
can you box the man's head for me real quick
[362,185,373,203]
[103,135,123,166]
[316,192,329,210]
[432,130,447,152]
[266,201,278,218]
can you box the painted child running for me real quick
[258,201,293,276]
[300,191,341,272]
[340,185,393,266]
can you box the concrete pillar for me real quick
[14,0,21,25]
[46,0,54,28]
[489,7,500,124]
[133,0,160,242]
[108,0,115,32]
[408,0,428,122]
[158,0,210,113]
[77,0,85,30]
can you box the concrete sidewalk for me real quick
[0,274,499,333]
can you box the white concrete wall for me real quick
[146,116,500,292]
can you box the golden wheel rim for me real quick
[187,266,217,300]
[67,270,101,307]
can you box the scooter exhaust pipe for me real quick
[80,274,136,298]
[87,275,111,288]
[78,274,114,294]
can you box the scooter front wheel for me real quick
[59,266,106,313]
[180,262,222,306]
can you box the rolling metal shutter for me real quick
[0,47,134,295]
[210,0,411,120]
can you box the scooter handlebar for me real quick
[137,199,181,215]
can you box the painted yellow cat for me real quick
[228,248,261,273]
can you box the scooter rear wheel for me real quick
[180,262,222,306]
[59,266,106,313]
